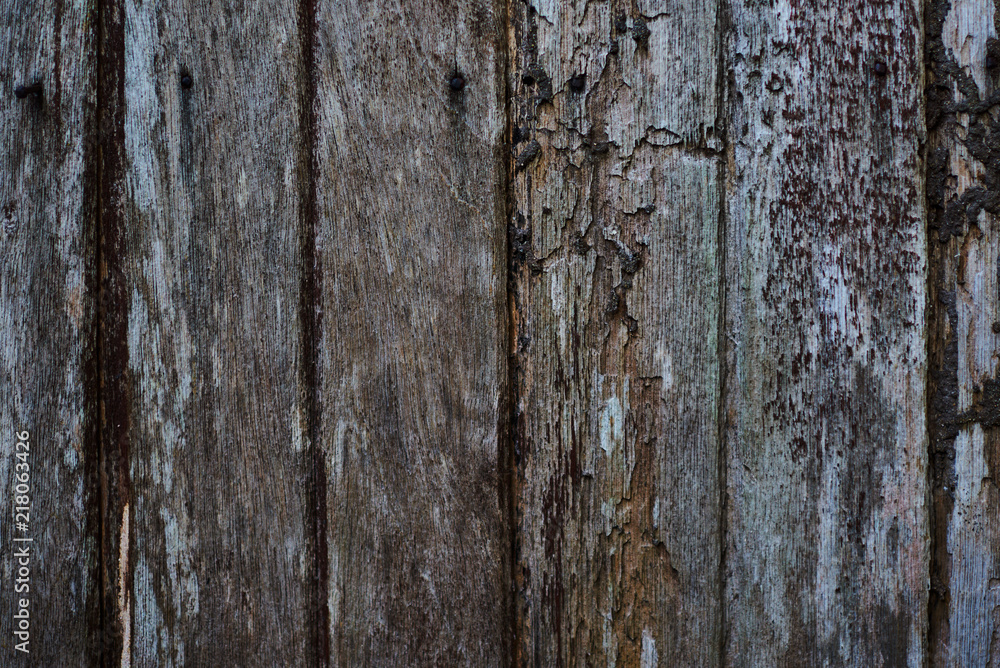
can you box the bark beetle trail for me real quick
[96,0,132,660]
[297,0,329,663]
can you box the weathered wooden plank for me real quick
[0,0,100,663]
[724,0,928,664]
[104,0,315,663]
[313,0,511,663]
[926,0,1000,663]
[509,0,723,664]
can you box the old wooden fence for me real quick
[1,0,998,664]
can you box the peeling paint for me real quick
[640,628,658,668]
[653,343,674,392]
[599,394,623,457]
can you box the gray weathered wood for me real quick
[724,0,929,664]
[13,1,1000,663]
[926,0,1000,663]
[0,0,99,663]
[313,0,511,663]
[509,0,723,664]
[105,0,315,663]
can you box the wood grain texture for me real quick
[105,0,315,663]
[509,0,723,664]
[926,0,1000,663]
[724,0,928,665]
[8,2,998,663]
[0,0,99,663]
[313,0,511,663]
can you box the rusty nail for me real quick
[873,61,888,76]
[14,82,43,99]
[569,74,586,93]
[449,75,465,91]
[181,74,193,89]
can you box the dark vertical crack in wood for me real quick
[505,3,528,664]
[716,1,732,663]
[925,0,957,649]
[298,0,328,663]
[501,0,518,664]
[92,1,108,661]
[95,0,131,662]
[81,0,104,663]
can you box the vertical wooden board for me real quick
[724,0,928,665]
[509,0,723,664]
[926,0,1000,663]
[314,0,510,663]
[0,0,99,663]
[106,0,314,663]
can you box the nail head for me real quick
[449,75,465,91]
[181,74,193,89]
[632,19,651,44]
[14,82,42,99]
[569,75,586,92]
[873,61,888,76]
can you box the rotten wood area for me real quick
[926,0,1000,663]
[724,0,929,663]
[509,0,724,664]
